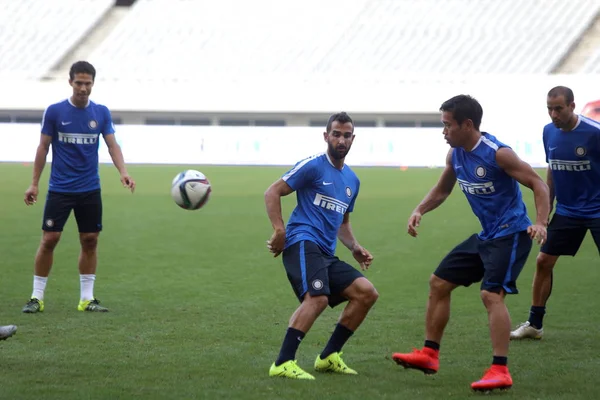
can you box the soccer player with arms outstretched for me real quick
[391,95,549,392]
[22,61,135,314]
[511,86,600,340]
[265,112,379,380]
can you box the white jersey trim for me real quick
[481,136,499,151]
[580,115,600,131]
[282,153,322,181]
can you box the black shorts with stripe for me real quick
[434,230,532,294]
[541,213,600,256]
[282,240,364,307]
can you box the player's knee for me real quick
[480,290,504,308]
[40,232,61,251]
[536,253,557,271]
[79,233,99,251]
[429,274,453,297]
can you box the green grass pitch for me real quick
[0,163,598,399]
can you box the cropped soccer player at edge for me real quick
[391,95,550,392]
[264,112,379,380]
[511,86,600,340]
[22,61,135,313]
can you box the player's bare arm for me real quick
[338,212,373,270]
[545,165,555,216]
[24,134,52,205]
[103,134,135,193]
[496,147,550,244]
[264,178,294,257]
[408,149,457,237]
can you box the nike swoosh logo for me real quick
[323,181,333,185]
[454,165,462,169]
[61,121,72,125]
[549,147,557,150]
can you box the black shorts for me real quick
[434,231,532,294]
[282,240,364,308]
[541,214,600,256]
[42,190,103,233]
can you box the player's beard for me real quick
[328,142,349,160]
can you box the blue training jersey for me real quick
[452,133,532,240]
[543,115,600,219]
[41,99,115,193]
[282,153,360,256]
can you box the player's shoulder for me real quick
[44,99,70,112]
[342,163,359,181]
[296,152,326,167]
[579,115,600,133]
[88,100,111,113]
[543,122,558,135]
[480,132,507,151]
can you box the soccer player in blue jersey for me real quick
[21,61,135,314]
[264,112,379,380]
[511,86,600,340]
[391,95,550,392]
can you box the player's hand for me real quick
[352,244,373,271]
[267,229,286,257]
[24,184,38,206]
[527,224,547,245]
[121,174,136,193]
[407,211,422,237]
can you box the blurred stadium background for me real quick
[1,0,599,168]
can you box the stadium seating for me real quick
[0,0,598,82]
[86,0,600,82]
[582,47,600,73]
[0,0,114,79]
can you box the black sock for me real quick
[275,327,305,366]
[493,356,508,366]
[424,340,440,351]
[320,323,354,359]
[528,306,546,329]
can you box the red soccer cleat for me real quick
[392,347,439,375]
[471,365,513,392]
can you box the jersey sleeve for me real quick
[281,158,317,191]
[40,105,57,137]
[542,127,549,163]
[102,106,116,136]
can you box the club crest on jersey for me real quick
[345,187,352,197]
[475,166,486,178]
[88,120,98,129]
[575,146,586,157]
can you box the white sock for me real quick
[80,274,96,301]
[32,276,48,300]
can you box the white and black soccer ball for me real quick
[171,170,211,210]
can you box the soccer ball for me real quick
[171,170,212,210]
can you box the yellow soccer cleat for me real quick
[78,298,109,312]
[22,298,44,313]
[269,360,315,380]
[314,352,358,375]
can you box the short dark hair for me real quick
[548,86,574,105]
[326,112,354,133]
[439,95,483,130]
[69,61,96,80]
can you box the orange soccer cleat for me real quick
[392,347,439,375]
